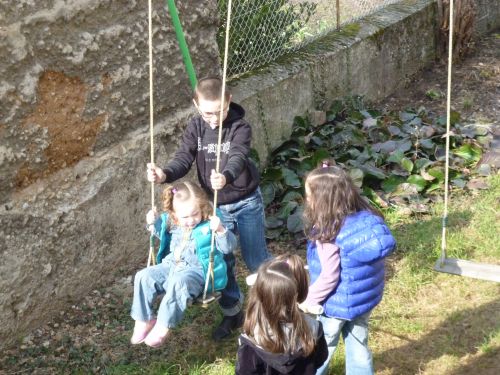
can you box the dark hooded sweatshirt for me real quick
[235,316,328,375]
[163,102,260,205]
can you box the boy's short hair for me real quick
[194,76,231,103]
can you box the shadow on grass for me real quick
[375,297,500,375]
[385,210,474,281]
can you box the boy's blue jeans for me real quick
[130,260,204,328]
[316,312,374,375]
[217,187,271,315]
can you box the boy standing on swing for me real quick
[147,76,271,341]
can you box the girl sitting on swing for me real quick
[130,181,236,348]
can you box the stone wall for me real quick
[0,0,219,348]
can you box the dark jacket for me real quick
[235,316,328,375]
[163,102,260,205]
[307,210,396,320]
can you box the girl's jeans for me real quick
[217,187,271,315]
[130,260,204,328]
[316,312,374,375]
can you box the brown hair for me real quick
[161,181,212,224]
[275,254,309,303]
[303,161,383,242]
[243,259,315,356]
[193,76,231,103]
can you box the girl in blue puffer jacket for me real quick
[301,162,396,375]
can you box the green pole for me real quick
[166,0,198,89]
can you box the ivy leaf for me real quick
[372,140,397,153]
[262,167,282,182]
[427,167,444,182]
[387,150,405,164]
[419,138,435,149]
[400,157,414,173]
[282,190,303,203]
[396,140,413,152]
[276,201,298,219]
[381,175,405,193]
[349,168,364,188]
[261,182,276,206]
[451,178,467,188]
[400,111,416,122]
[265,216,284,229]
[407,175,427,191]
[282,168,301,188]
[265,228,283,240]
[476,163,492,176]
[408,116,422,127]
[426,182,442,192]
[363,117,377,128]
[360,163,387,179]
[388,125,402,136]
[414,158,432,172]
[453,144,482,163]
[287,209,304,233]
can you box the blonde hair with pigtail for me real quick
[161,181,212,225]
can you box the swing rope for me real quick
[146,0,234,297]
[202,0,234,304]
[147,0,156,267]
[438,0,454,266]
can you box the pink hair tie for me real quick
[172,188,178,194]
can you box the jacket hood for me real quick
[223,102,245,125]
[239,316,321,374]
[239,335,306,374]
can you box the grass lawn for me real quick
[2,176,498,374]
[105,175,499,375]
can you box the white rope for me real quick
[203,0,233,302]
[439,0,454,265]
[147,0,156,267]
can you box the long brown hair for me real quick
[243,259,315,355]
[275,254,309,303]
[303,163,382,242]
[161,181,212,224]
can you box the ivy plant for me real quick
[259,96,493,239]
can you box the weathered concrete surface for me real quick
[476,0,500,35]
[0,0,219,348]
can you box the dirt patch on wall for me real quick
[15,71,106,188]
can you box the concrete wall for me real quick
[475,0,500,35]
[0,0,220,348]
[0,0,498,348]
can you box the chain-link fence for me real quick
[218,0,403,78]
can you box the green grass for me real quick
[2,176,498,375]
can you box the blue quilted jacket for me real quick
[307,210,396,320]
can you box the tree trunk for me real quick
[437,0,476,60]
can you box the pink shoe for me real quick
[144,323,169,348]
[130,319,156,345]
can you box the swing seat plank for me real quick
[434,258,500,282]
